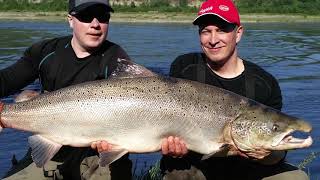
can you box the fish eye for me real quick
[272,124,279,132]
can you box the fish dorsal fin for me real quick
[15,90,40,103]
[28,135,62,167]
[99,146,128,167]
[109,58,157,79]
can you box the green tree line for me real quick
[236,0,320,15]
[0,0,319,15]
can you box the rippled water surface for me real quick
[0,21,319,179]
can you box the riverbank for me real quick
[1,11,320,23]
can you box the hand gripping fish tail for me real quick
[0,101,4,132]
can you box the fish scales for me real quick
[2,77,239,151]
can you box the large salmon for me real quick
[0,59,312,167]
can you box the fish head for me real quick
[230,102,313,152]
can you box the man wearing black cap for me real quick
[159,0,309,179]
[0,0,132,179]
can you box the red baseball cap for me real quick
[193,0,240,26]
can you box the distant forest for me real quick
[0,0,319,15]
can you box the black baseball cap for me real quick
[69,0,114,15]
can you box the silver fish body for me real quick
[0,76,313,167]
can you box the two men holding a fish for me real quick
[0,0,312,180]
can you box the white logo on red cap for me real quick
[219,5,229,11]
[199,6,213,14]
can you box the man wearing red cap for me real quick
[160,0,309,179]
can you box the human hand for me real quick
[242,149,271,160]
[161,136,188,158]
[0,101,4,128]
[227,145,271,159]
[255,151,286,165]
[91,140,112,153]
[237,149,286,165]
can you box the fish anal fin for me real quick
[109,58,157,79]
[99,147,128,167]
[15,90,40,103]
[28,135,62,167]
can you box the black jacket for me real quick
[1,36,132,179]
[169,53,282,110]
[161,52,283,179]
[0,36,129,96]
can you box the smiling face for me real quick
[198,16,243,65]
[68,4,110,53]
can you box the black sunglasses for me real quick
[74,11,110,23]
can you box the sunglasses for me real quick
[74,11,110,23]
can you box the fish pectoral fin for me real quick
[99,148,128,167]
[28,135,62,167]
[201,144,231,160]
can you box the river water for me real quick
[0,20,319,179]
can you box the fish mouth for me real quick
[271,130,313,150]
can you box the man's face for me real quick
[68,5,110,51]
[199,18,243,64]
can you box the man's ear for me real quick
[235,25,244,44]
[67,14,73,29]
